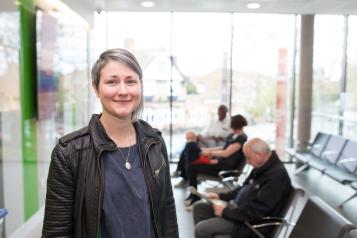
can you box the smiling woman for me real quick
[93,60,142,122]
[42,48,179,238]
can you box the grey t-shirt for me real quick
[101,144,155,238]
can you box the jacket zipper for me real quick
[143,140,161,238]
[95,146,116,238]
[154,159,166,179]
[95,149,104,238]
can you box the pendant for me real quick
[125,161,132,170]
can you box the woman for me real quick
[185,114,248,207]
[42,48,178,238]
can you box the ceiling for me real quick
[2,0,357,27]
[72,0,357,14]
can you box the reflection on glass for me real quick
[171,13,231,157]
[312,15,344,136]
[0,11,22,236]
[345,16,357,140]
[232,14,295,151]
[0,12,20,112]
[313,15,344,114]
[36,10,89,136]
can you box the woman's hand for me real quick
[201,150,210,156]
[205,192,219,200]
[210,159,218,164]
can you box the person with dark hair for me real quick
[198,105,233,147]
[185,114,248,208]
[42,48,178,238]
[193,138,292,238]
[171,105,232,182]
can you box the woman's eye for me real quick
[127,80,137,85]
[107,80,116,85]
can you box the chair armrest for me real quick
[338,157,357,165]
[321,150,338,156]
[341,178,357,185]
[221,176,237,183]
[218,170,242,179]
[244,217,288,238]
[249,217,287,228]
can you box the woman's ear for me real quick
[92,82,99,97]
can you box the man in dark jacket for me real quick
[192,138,292,238]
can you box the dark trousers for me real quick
[193,201,252,238]
[193,201,235,238]
[186,163,221,189]
[175,151,187,180]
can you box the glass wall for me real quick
[2,10,357,235]
[231,14,296,156]
[311,15,345,136]
[94,12,357,156]
[36,8,90,209]
[0,6,90,235]
[171,13,232,157]
[0,10,22,235]
[344,16,357,139]
[94,12,232,158]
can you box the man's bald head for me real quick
[243,138,272,168]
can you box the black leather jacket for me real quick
[42,114,179,238]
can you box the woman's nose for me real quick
[117,82,128,95]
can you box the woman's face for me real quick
[93,60,141,120]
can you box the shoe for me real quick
[184,193,193,202]
[174,179,187,188]
[185,194,200,207]
[185,204,193,211]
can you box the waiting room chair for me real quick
[289,196,355,238]
[344,229,357,238]
[244,186,306,238]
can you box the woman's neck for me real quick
[234,128,244,136]
[100,112,135,147]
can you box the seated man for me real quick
[198,104,233,147]
[192,138,292,238]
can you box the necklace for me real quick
[117,132,132,170]
[118,145,132,170]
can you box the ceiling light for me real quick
[141,1,155,8]
[246,3,261,9]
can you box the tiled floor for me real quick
[171,162,357,238]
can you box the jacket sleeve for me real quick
[160,139,179,238]
[42,144,75,238]
[222,172,289,222]
[218,186,241,202]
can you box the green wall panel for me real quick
[19,0,39,220]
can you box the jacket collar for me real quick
[88,114,161,153]
[246,151,280,181]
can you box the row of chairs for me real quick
[245,185,357,238]
[202,167,357,237]
[286,132,357,207]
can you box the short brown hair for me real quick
[230,114,248,130]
